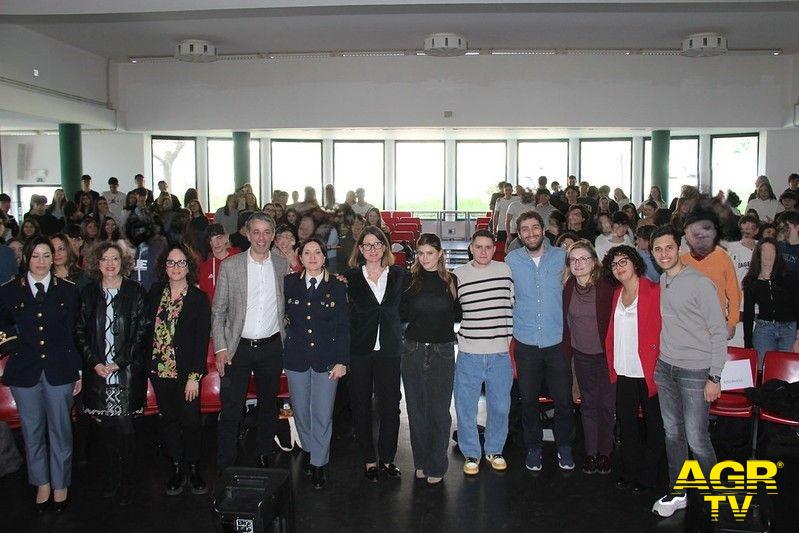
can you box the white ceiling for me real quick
[3,1,799,59]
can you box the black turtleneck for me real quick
[401,268,459,343]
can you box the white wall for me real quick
[765,128,799,180]
[116,54,792,132]
[0,133,148,214]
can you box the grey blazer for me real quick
[211,250,287,360]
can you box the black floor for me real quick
[2,403,798,533]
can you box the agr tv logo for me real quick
[673,460,781,521]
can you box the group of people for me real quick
[0,169,797,521]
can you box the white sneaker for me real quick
[652,493,687,517]
[463,457,480,475]
[485,454,507,471]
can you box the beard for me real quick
[524,237,543,252]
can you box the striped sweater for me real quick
[454,260,514,354]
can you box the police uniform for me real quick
[283,269,350,469]
[0,274,81,490]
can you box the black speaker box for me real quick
[213,467,295,533]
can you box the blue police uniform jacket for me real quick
[0,275,82,387]
[283,270,350,373]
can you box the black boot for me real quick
[311,466,326,490]
[101,428,119,498]
[188,463,208,495]
[118,438,136,506]
[166,461,185,496]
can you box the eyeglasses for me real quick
[360,242,385,251]
[166,259,188,268]
[610,257,630,270]
[569,256,593,265]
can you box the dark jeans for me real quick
[153,377,202,463]
[573,350,615,456]
[349,352,401,464]
[217,335,283,469]
[616,376,665,487]
[514,339,573,449]
[654,359,717,487]
[401,340,455,477]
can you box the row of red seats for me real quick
[0,341,290,429]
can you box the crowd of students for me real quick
[0,169,797,520]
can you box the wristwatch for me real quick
[707,375,721,384]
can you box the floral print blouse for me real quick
[152,285,200,381]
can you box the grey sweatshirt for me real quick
[659,264,727,376]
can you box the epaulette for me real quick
[61,278,76,285]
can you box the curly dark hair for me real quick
[602,245,646,281]
[156,242,200,286]
[85,241,134,281]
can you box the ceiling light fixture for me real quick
[423,33,468,57]
[680,32,728,57]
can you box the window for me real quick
[711,134,759,208]
[271,140,323,206]
[643,137,699,204]
[395,141,445,212]
[517,140,568,191]
[579,139,632,197]
[334,141,384,208]
[207,139,261,212]
[17,185,61,217]
[151,137,196,199]
[456,141,506,211]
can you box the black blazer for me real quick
[344,265,409,358]
[75,278,150,413]
[146,283,211,383]
[283,271,350,372]
[0,275,81,387]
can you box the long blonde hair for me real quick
[562,239,601,286]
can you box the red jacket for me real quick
[604,276,661,397]
[198,247,240,303]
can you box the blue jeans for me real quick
[654,359,717,488]
[752,320,796,370]
[454,351,513,458]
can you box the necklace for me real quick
[664,266,685,289]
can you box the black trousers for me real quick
[616,376,665,488]
[514,340,574,449]
[217,336,283,469]
[349,352,401,464]
[153,377,202,463]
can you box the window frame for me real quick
[394,139,446,214]
[516,138,570,191]
[454,140,508,212]
[206,137,262,209]
[709,132,760,197]
[332,140,386,209]
[269,138,324,203]
[578,137,633,197]
[642,135,700,203]
[150,135,198,193]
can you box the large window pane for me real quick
[643,137,699,204]
[456,141,506,211]
[518,140,568,190]
[207,139,261,212]
[152,137,196,199]
[395,142,445,212]
[579,139,632,197]
[334,141,384,208]
[271,141,322,206]
[712,135,759,206]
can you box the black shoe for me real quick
[595,455,611,475]
[380,463,401,478]
[364,465,379,483]
[258,454,270,468]
[166,461,185,496]
[188,463,208,495]
[35,497,50,515]
[311,466,326,490]
[632,482,651,495]
[582,455,597,475]
[615,477,632,490]
[53,497,69,514]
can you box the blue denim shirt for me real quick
[505,242,566,348]
[639,249,661,283]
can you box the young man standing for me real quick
[132,174,154,204]
[505,211,574,472]
[635,225,660,283]
[351,188,374,216]
[594,212,633,261]
[454,230,514,475]
[102,177,126,221]
[725,215,758,347]
[492,183,515,242]
[157,180,182,209]
[649,226,726,518]
[73,174,100,204]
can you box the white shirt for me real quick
[27,272,51,297]
[352,202,374,216]
[594,233,634,261]
[613,296,644,378]
[103,190,126,220]
[745,198,783,223]
[305,272,323,289]
[241,250,280,339]
[362,265,388,351]
[725,240,754,312]
[505,200,536,233]
[493,196,516,232]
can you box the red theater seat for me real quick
[710,347,757,418]
[391,231,416,245]
[0,357,20,429]
[393,252,406,267]
[393,211,411,220]
[394,223,419,235]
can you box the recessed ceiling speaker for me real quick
[423,33,468,57]
[175,39,218,62]
[680,32,728,57]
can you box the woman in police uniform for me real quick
[0,235,82,513]
[283,237,349,490]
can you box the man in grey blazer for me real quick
[212,212,287,470]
